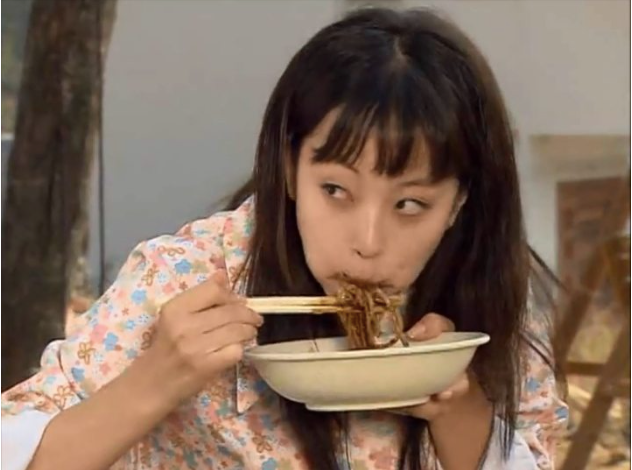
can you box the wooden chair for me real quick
[559,173,630,470]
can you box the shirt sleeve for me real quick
[482,417,539,469]
[1,410,56,470]
[435,300,569,470]
[515,301,569,469]
[1,215,229,468]
[431,414,546,470]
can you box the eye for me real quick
[321,183,347,200]
[395,199,428,216]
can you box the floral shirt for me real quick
[1,197,568,469]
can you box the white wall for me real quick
[91,0,340,281]
[90,0,630,286]
[407,0,630,268]
[407,0,630,135]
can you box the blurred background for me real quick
[2,1,630,468]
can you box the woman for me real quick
[2,7,567,470]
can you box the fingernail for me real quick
[440,391,453,400]
[407,325,426,339]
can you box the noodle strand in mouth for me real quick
[335,283,409,350]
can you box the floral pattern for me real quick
[2,197,568,469]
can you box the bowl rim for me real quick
[244,331,490,362]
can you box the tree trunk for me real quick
[2,0,117,391]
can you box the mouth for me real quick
[327,272,400,295]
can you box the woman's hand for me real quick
[389,313,473,422]
[141,272,263,407]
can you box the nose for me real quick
[351,205,386,259]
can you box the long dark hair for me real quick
[226,8,546,469]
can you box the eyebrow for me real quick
[399,176,434,187]
[311,153,360,174]
[311,150,434,186]
[340,162,359,174]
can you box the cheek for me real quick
[390,240,430,286]
[295,163,332,280]
[390,219,451,286]
[295,188,339,279]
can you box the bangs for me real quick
[311,67,469,182]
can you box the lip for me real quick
[336,272,391,286]
[325,276,400,295]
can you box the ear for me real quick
[448,191,468,228]
[284,151,297,200]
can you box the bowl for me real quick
[244,331,490,411]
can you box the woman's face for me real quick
[294,112,466,295]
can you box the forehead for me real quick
[303,108,432,177]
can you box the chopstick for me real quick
[246,296,343,314]
[245,295,405,315]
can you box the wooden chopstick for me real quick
[246,296,339,306]
[246,296,343,314]
[247,305,343,314]
[245,294,405,315]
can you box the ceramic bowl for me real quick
[244,332,490,411]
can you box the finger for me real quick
[162,277,243,316]
[436,375,470,401]
[194,304,263,333]
[191,342,247,376]
[211,269,230,288]
[211,343,246,370]
[406,313,455,340]
[203,323,259,352]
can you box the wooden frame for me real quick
[559,173,630,470]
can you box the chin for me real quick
[317,279,341,296]
[321,284,340,296]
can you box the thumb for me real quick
[210,269,244,305]
[406,313,453,340]
[211,269,230,289]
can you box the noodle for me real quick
[335,283,409,350]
